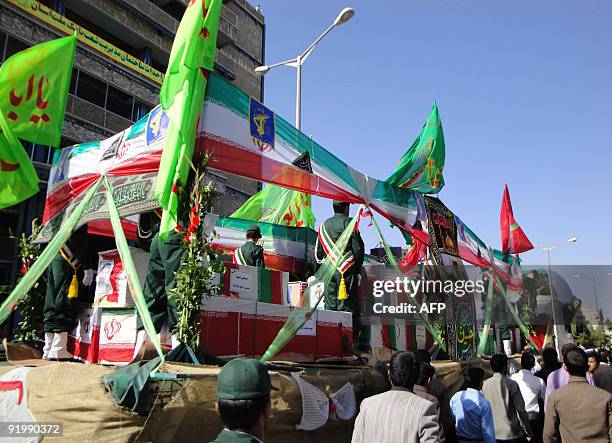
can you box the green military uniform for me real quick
[137,212,185,333]
[234,240,265,268]
[43,226,90,333]
[315,213,365,312]
[316,205,365,350]
[211,429,262,443]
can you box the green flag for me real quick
[231,185,316,229]
[0,35,76,209]
[0,110,38,209]
[385,102,445,194]
[155,0,222,239]
[0,35,76,146]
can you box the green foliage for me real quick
[170,154,225,350]
[12,219,46,342]
[575,325,610,348]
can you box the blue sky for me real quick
[257,0,612,268]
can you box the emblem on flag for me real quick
[249,98,275,152]
[146,105,169,145]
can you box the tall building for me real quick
[580,307,603,328]
[0,0,265,285]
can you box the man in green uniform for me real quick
[234,225,265,268]
[315,201,365,351]
[136,210,185,344]
[43,225,94,360]
[212,358,277,443]
[315,201,364,313]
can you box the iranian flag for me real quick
[211,215,316,274]
[196,74,425,243]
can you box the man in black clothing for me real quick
[534,347,562,385]
[43,225,94,359]
[588,351,612,394]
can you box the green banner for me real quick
[103,176,163,363]
[477,271,494,356]
[0,177,103,325]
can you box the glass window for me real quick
[32,145,51,164]
[22,141,34,158]
[69,69,78,95]
[4,36,29,60]
[132,102,152,121]
[106,85,134,120]
[64,8,140,60]
[0,31,6,62]
[151,57,168,74]
[75,71,107,108]
[159,1,186,21]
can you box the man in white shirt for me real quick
[511,352,545,443]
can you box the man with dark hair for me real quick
[482,353,533,442]
[234,225,265,268]
[600,349,610,366]
[588,351,612,394]
[544,343,593,408]
[352,351,440,442]
[415,349,454,441]
[413,361,438,403]
[534,347,561,385]
[450,366,496,443]
[511,352,546,443]
[413,361,446,442]
[213,358,277,442]
[543,347,612,443]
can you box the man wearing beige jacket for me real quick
[351,351,440,443]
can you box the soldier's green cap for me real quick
[217,358,278,400]
[332,200,349,205]
[246,225,261,238]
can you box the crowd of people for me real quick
[351,344,612,443]
[208,345,612,442]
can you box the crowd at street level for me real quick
[209,346,612,443]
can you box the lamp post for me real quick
[573,272,612,326]
[254,7,355,130]
[534,237,577,352]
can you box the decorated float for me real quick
[0,0,556,440]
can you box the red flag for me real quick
[397,238,427,274]
[500,184,533,254]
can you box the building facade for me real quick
[0,0,265,285]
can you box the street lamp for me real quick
[573,272,612,326]
[254,7,355,130]
[533,237,578,353]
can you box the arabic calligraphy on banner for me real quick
[455,301,476,361]
[8,0,164,85]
